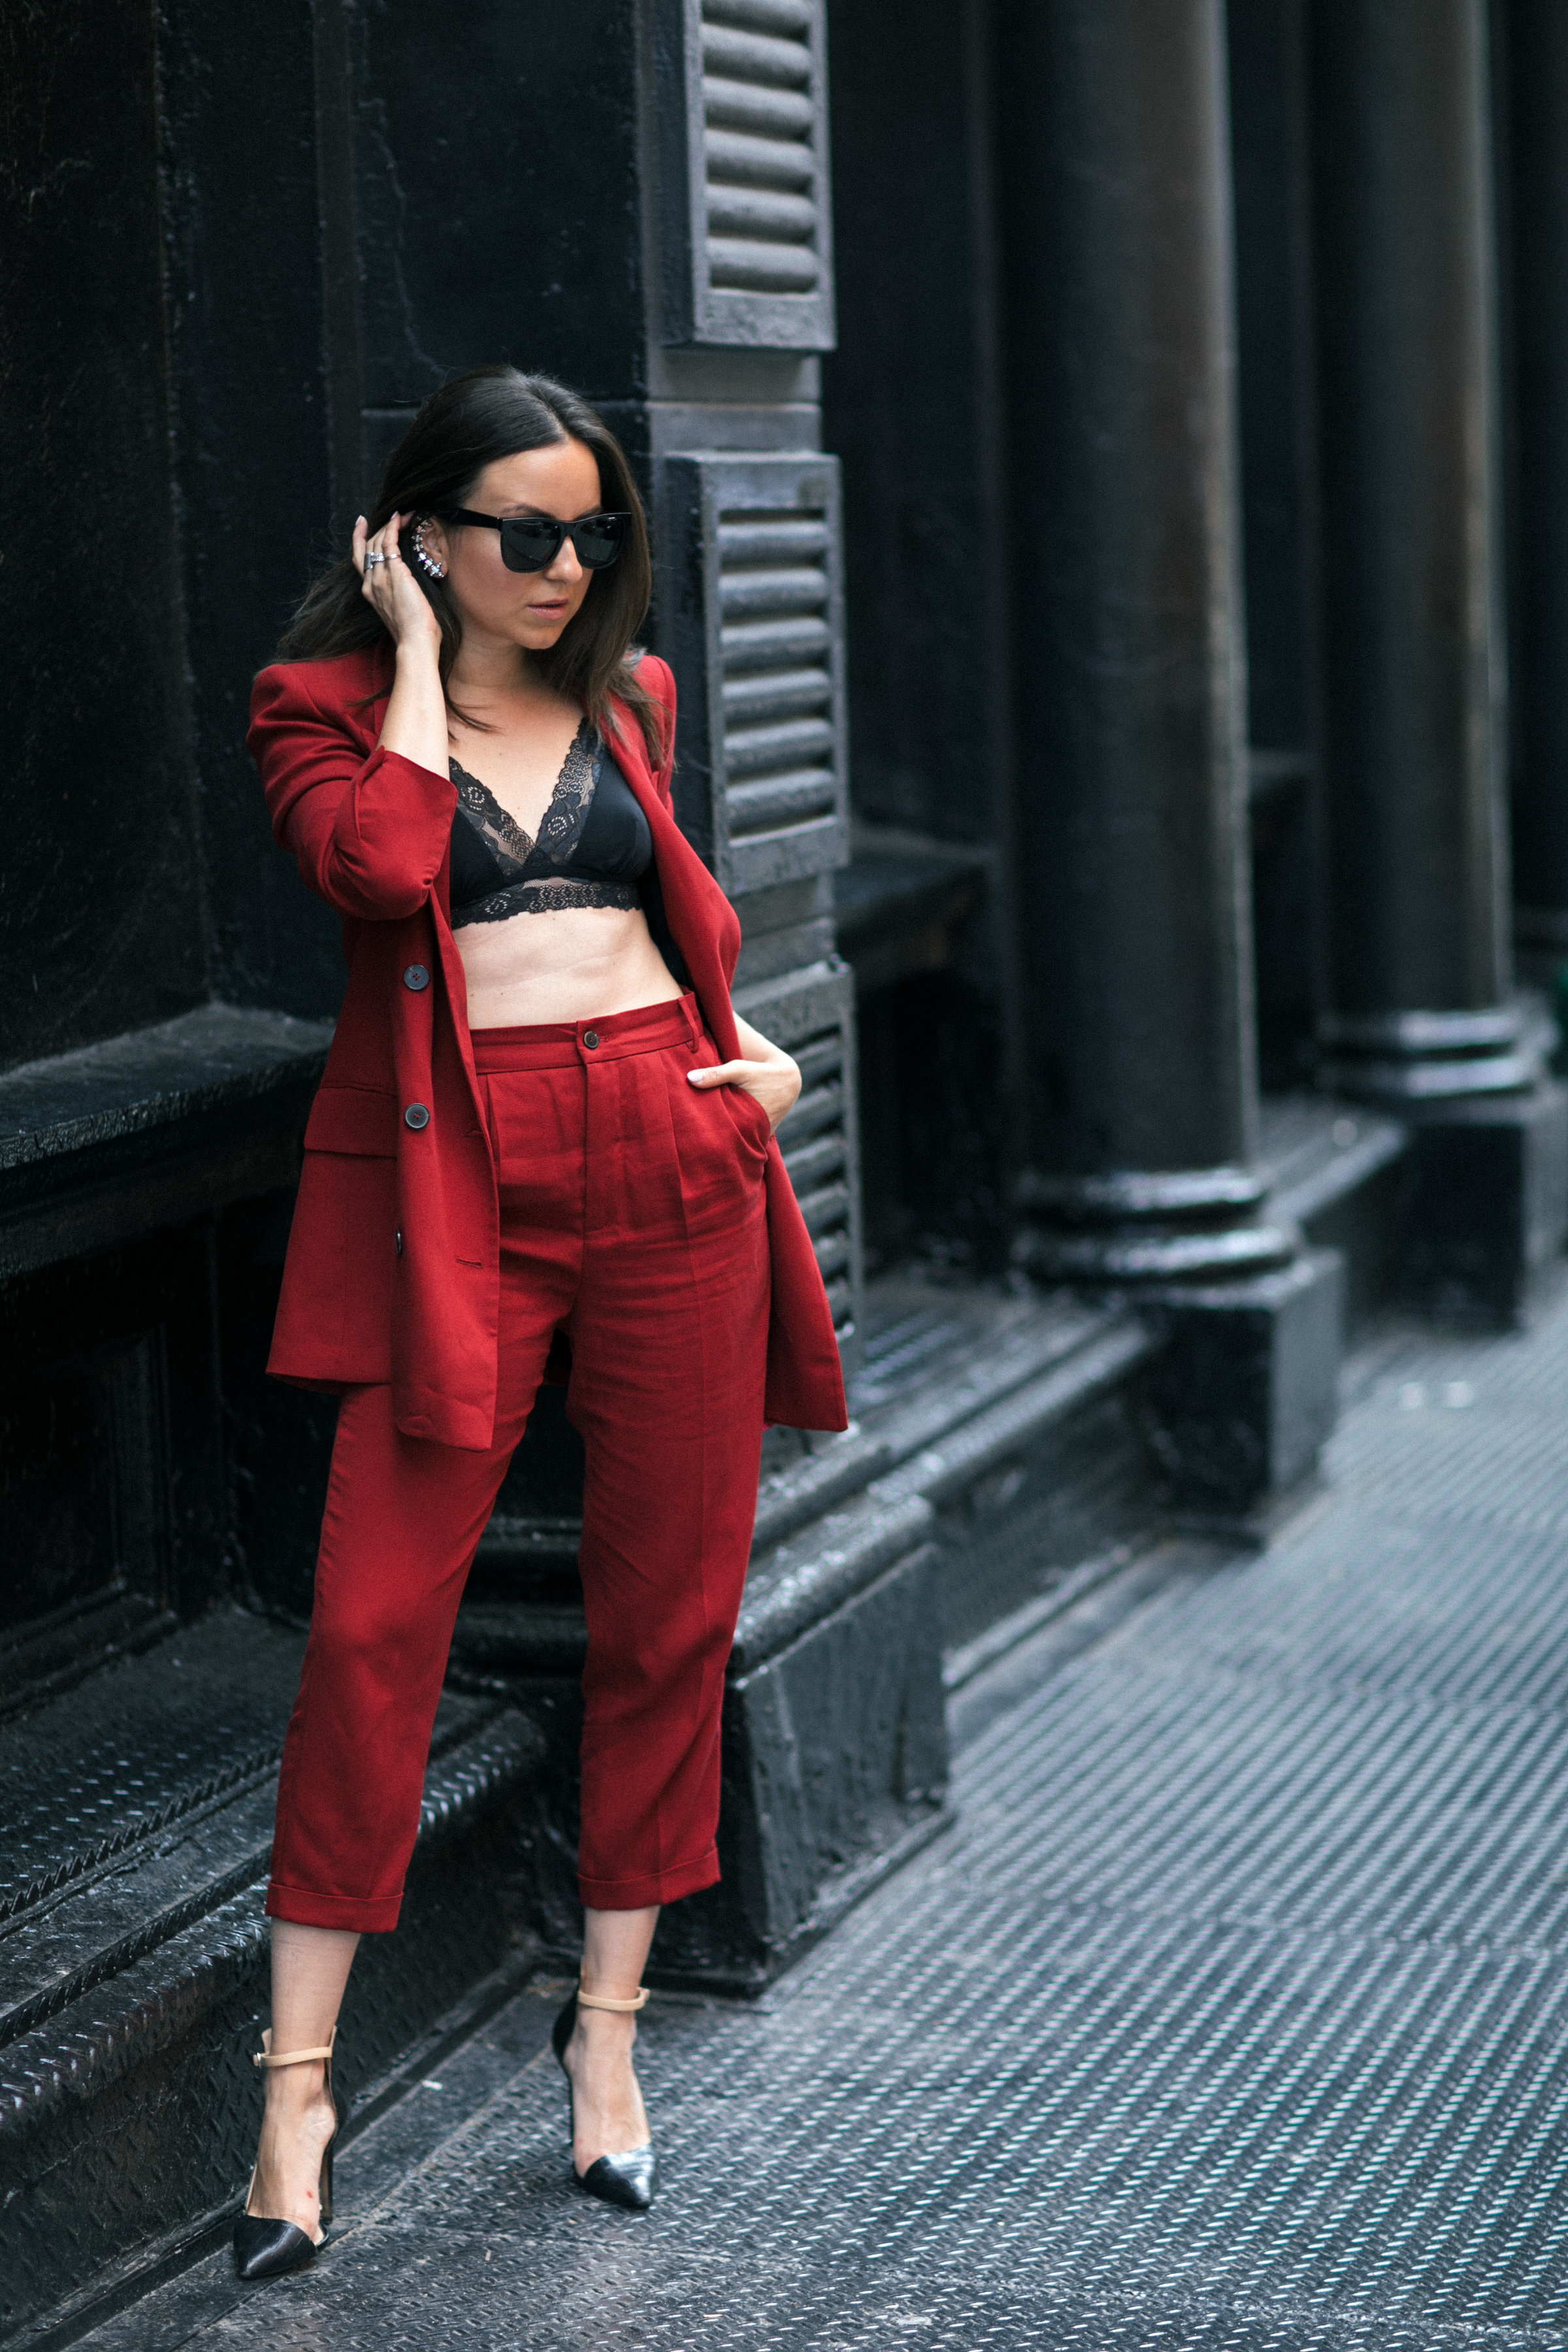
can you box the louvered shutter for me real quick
[662,449,849,896]
[734,962,863,1363]
[657,0,836,350]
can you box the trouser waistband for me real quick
[469,991,702,1072]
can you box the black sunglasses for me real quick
[438,508,630,573]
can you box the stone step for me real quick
[0,1612,542,2345]
[1,1612,306,1932]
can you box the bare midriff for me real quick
[455,904,685,1033]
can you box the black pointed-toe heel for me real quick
[551,1985,659,2212]
[233,2027,342,2281]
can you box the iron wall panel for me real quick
[0,1224,225,1711]
[734,958,863,1359]
[157,0,346,1022]
[663,450,850,896]
[656,0,837,350]
[347,0,644,413]
[1,0,209,1072]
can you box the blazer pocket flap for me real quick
[304,1084,399,1157]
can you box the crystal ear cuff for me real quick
[412,519,447,581]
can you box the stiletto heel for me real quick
[551,1985,659,2212]
[233,2027,342,2281]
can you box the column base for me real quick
[1318,1004,1548,1100]
[1137,1248,1345,1534]
[1394,1082,1568,1327]
[1015,1167,1345,1531]
[1013,1164,1299,1281]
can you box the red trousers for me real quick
[265,994,772,1931]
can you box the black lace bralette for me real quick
[448,719,653,928]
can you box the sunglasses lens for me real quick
[498,520,563,572]
[493,515,628,571]
[572,517,626,568]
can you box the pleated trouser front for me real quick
[265,992,772,1932]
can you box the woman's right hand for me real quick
[353,512,443,661]
[356,512,453,777]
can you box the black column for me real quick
[1000,0,1273,1272]
[1309,0,1567,1319]
[1311,0,1514,1079]
[1226,0,1325,1092]
[999,0,1341,1520]
[1499,1,1568,977]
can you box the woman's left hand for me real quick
[687,1018,802,1135]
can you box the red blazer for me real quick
[249,644,848,1448]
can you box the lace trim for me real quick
[451,767,532,868]
[451,879,641,928]
[450,720,600,879]
[535,724,600,862]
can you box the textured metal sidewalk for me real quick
[80,1307,1568,2351]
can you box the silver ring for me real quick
[365,551,386,568]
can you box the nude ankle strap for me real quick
[253,2025,337,2069]
[575,1984,649,2014]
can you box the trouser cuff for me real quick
[265,1878,404,1933]
[578,1844,720,1910]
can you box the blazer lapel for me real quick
[607,699,742,1056]
[360,654,477,1102]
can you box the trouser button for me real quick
[583,1031,600,1050]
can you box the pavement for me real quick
[76,1301,1568,2351]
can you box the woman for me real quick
[234,365,846,2280]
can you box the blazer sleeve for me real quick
[249,661,455,921]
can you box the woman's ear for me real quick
[411,515,450,581]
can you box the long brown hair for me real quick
[274,365,666,766]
